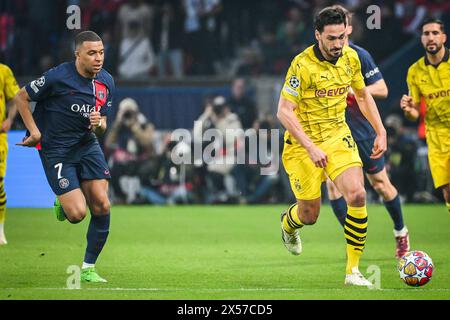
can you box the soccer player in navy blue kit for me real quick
[14,31,114,282]
[326,6,410,259]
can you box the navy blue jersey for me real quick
[25,62,114,154]
[346,43,383,141]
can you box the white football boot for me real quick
[0,225,7,245]
[280,212,302,255]
[344,267,373,286]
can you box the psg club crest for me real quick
[94,81,108,110]
[59,178,70,189]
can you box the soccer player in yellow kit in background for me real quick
[277,7,387,286]
[401,18,450,213]
[0,63,20,245]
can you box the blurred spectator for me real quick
[395,0,427,34]
[232,116,281,204]
[101,30,118,74]
[117,20,155,79]
[183,0,204,75]
[152,0,185,78]
[86,0,123,35]
[357,3,409,62]
[277,6,309,61]
[234,47,262,77]
[257,25,289,75]
[105,98,156,204]
[116,0,153,40]
[139,140,194,204]
[228,78,257,130]
[183,0,222,75]
[199,0,223,74]
[383,114,424,203]
[193,95,243,203]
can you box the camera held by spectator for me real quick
[105,98,156,203]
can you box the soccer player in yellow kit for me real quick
[277,7,387,286]
[401,18,450,213]
[0,63,20,245]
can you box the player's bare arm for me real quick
[13,87,41,147]
[400,94,420,121]
[1,100,18,133]
[352,86,387,159]
[277,97,328,168]
[366,78,388,99]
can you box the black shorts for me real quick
[356,138,385,175]
[39,140,111,195]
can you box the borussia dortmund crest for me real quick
[294,179,301,192]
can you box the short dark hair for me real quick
[314,6,347,33]
[421,18,445,32]
[75,31,102,48]
[331,4,352,26]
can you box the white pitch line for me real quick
[3,287,450,292]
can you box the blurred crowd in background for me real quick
[1,0,450,78]
[1,0,448,205]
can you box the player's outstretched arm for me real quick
[276,97,328,168]
[352,86,387,159]
[13,88,41,147]
[400,94,420,121]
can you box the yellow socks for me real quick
[446,203,450,214]
[0,182,5,225]
[282,203,304,234]
[344,206,368,274]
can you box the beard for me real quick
[320,40,342,60]
[425,42,443,55]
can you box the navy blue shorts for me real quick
[39,140,111,195]
[356,138,385,175]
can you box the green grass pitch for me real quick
[0,204,449,300]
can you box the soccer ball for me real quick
[398,250,434,287]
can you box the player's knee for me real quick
[66,209,87,224]
[63,203,87,224]
[372,180,387,196]
[301,215,318,225]
[346,188,366,207]
[299,204,320,225]
[91,198,111,215]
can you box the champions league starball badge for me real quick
[289,76,300,89]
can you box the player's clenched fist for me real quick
[400,94,413,112]
[89,111,102,128]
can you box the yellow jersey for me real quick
[0,63,20,124]
[281,44,366,144]
[406,48,450,131]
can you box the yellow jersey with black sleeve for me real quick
[280,44,366,145]
[406,48,450,188]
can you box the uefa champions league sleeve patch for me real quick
[283,75,300,97]
[289,76,300,89]
[36,76,46,87]
[30,76,46,93]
